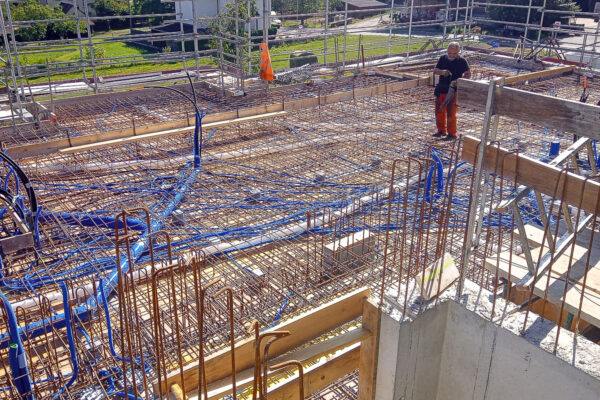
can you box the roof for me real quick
[343,0,388,8]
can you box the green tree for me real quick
[133,0,174,25]
[11,0,81,41]
[487,0,579,38]
[296,0,323,25]
[93,0,129,30]
[211,1,259,68]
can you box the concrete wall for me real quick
[376,301,600,400]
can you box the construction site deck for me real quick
[0,40,599,400]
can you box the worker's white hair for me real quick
[447,42,461,50]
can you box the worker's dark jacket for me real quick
[434,55,470,96]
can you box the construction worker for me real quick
[432,42,471,141]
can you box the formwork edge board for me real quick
[461,136,600,214]
[206,329,368,399]
[154,286,370,394]
[266,344,361,400]
[8,77,427,158]
[458,80,600,140]
[503,65,576,85]
[58,111,288,153]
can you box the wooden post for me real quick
[358,298,381,400]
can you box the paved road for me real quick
[276,15,444,39]
[558,18,600,51]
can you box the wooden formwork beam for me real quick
[154,287,370,395]
[461,136,600,214]
[458,79,600,140]
[262,344,361,400]
[205,328,370,399]
[502,65,575,85]
[58,111,287,154]
[358,298,381,400]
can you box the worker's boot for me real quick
[432,131,445,137]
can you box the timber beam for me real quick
[461,136,600,214]
[155,287,371,396]
[458,78,600,140]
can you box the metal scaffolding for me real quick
[1,0,599,123]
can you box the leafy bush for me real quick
[92,0,129,30]
[11,0,83,41]
[84,45,106,61]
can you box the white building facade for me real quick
[175,0,272,31]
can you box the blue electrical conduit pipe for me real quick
[98,278,151,376]
[52,283,79,398]
[185,162,472,261]
[0,291,33,399]
[37,210,146,231]
[425,150,444,204]
[89,163,201,310]
[0,163,202,349]
[191,164,464,262]
[30,123,388,175]
[0,88,203,349]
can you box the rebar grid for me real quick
[0,73,410,146]
[305,369,359,400]
[518,72,600,105]
[0,60,598,398]
[0,78,475,398]
[0,52,548,148]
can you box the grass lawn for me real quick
[266,34,438,70]
[23,57,215,84]
[13,42,150,67]
[5,29,482,85]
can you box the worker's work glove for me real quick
[440,86,456,111]
[442,70,451,77]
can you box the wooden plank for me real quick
[170,383,185,400]
[284,97,319,111]
[323,90,354,105]
[375,71,406,80]
[484,249,600,328]
[58,111,287,154]
[461,136,600,214]
[206,328,369,399]
[513,224,562,248]
[415,253,460,300]
[358,298,381,400]
[154,287,370,394]
[354,87,372,99]
[238,104,281,119]
[503,65,575,85]
[267,344,361,400]
[371,84,387,96]
[458,79,600,140]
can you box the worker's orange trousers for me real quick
[435,92,458,137]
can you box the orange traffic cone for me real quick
[259,42,274,82]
